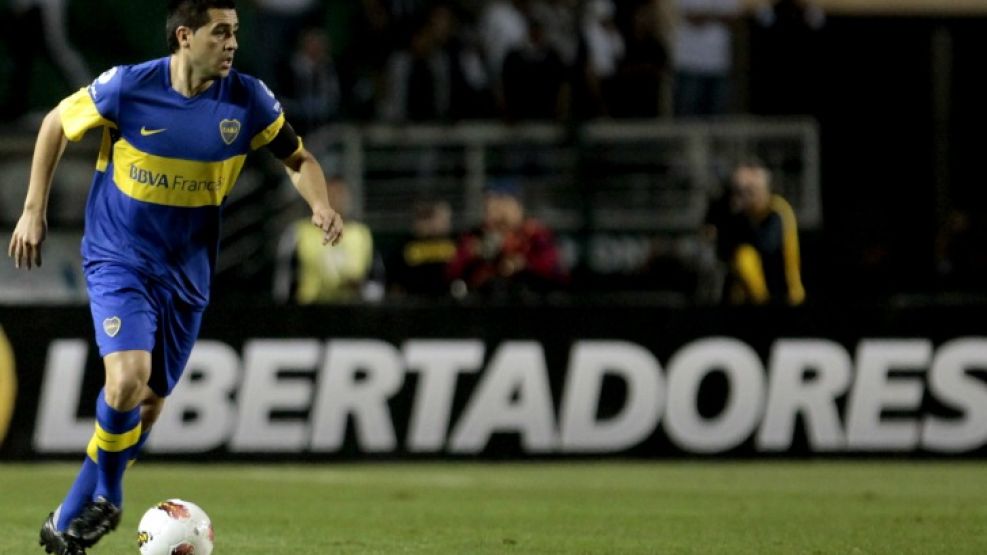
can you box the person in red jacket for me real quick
[447,179,567,299]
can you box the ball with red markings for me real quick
[137,499,214,555]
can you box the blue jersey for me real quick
[59,57,298,307]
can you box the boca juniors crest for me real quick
[219,119,241,145]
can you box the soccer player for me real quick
[7,2,343,553]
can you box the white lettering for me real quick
[34,333,987,457]
[846,340,931,451]
[310,340,403,452]
[450,342,557,453]
[230,340,320,452]
[757,340,851,451]
[149,341,240,452]
[34,340,91,452]
[403,340,484,452]
[665,338,765,453]
[922,338,987,452]
[559,341,662,452]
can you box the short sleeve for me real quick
[247,77,287,151]
[59,66,122,141]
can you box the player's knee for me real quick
[104,371,148,410]
[103,350,152,410]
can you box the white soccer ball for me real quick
[136,499,214,555]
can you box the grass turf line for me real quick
[3,461,986,554]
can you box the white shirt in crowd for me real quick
[674,0,739,75]
[480,0,528,82]
[583,0,625,79]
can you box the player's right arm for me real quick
[7,106,68,269]
[9,66,121,269]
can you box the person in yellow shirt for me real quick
[720,159,805,305]
[275,176,376,303]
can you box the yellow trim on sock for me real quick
[94,421,142,453]
[87,433,98,463]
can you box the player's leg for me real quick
[92,349,150,502]
[47,388,160,534]
[63,350,150,548]
[42,357,151,554]
[129,386,165,465]
[45,264,157,552]
[68,279,200,542]
[43,386,163,555]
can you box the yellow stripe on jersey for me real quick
[112,139,246,207]
[96,127,113,172]
[59,88,115,142]
[250,112,285,151]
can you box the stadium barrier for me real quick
[2,302,986,460]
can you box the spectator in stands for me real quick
[379,5,455,121]
[708,159,805,305]
[1,0,90,121]
[252,0,322,94]
[607,0,671,118]
[499,14,569,121]
[274,176,382,303]
[281,27,342,133]
[673,0,740,116]
[578,0,625,118]
[531,0,579,69]
[362,0,431,50]
[387,199,458,297]
[447,178,567,299]
[479,0,529,89]
[447,24,494,120]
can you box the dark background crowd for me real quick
[1,0,986,307]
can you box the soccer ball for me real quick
[136,499,214,555]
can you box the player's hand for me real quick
[8,210,47,269]
[312,206,343,246]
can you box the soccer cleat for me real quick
[65,497,121,549]
[38,512,86,555]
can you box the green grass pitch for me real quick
[3,461,986,554]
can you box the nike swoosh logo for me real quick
[140,127,166,136]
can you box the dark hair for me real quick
[166,0,237,53]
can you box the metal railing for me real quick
[0,117,820,301]
[306,118,820,234]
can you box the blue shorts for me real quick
[86,263,204,397]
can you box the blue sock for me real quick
[56,424,150,530]
[55,458,98,531]
[128,431,151,466]
[92,389,141,507]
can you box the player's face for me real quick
[189,9,239,78]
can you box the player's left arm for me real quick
[252,77,342,246]
[283,145,343,247]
